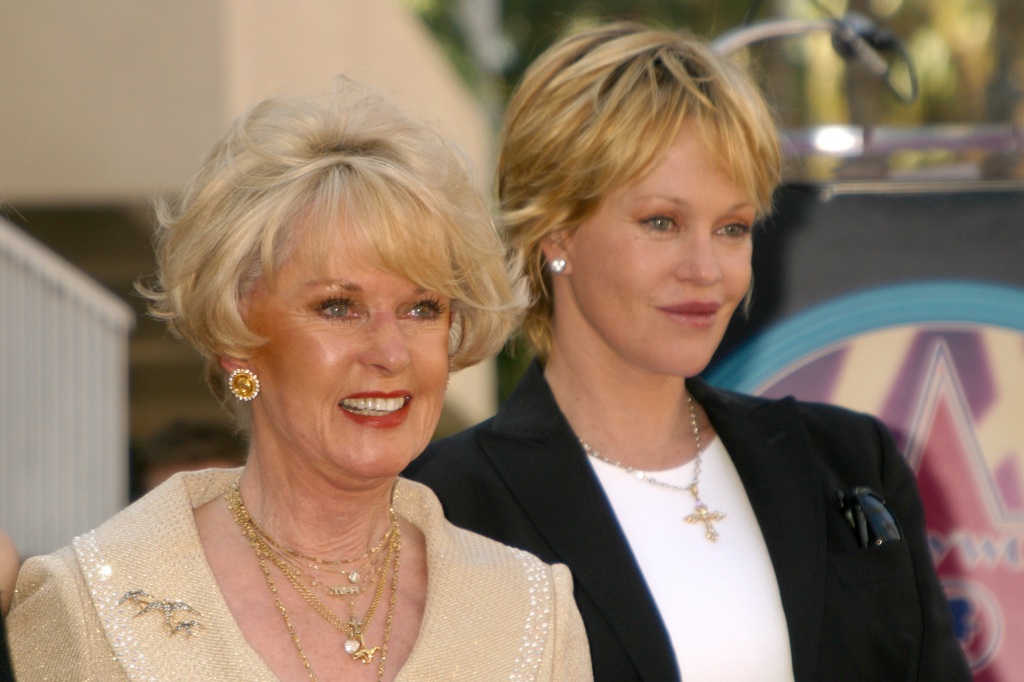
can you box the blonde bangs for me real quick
[298,164,460,296]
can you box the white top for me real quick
[587,437,795,682]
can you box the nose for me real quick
[361,315,412,375]
[673,229,722,284]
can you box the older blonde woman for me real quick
[407,22,969,682]
[8,81,591,681]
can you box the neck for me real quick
[544,346,701,470]
[236,452,397,562]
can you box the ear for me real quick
[219,356,251,374]
[541,231,572,275]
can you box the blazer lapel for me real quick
[690,379,826,682]
[479,362,679,680]
[75,470,274,681]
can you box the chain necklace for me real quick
[247,506,393,567]
[579,394,726,542]
[243,500,393,597]
[226,484,400,681]
[261,527,392,599]
[280,543,389,600]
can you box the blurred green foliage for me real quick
[407,0,1024,129]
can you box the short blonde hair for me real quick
[141,79,526,413]
[499,22,781,361]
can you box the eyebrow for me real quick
[303,279,429,296]
[633,193,756,213]
[311,279,361,292]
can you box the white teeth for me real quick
[340,396,408,415]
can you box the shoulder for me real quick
[695,379,901,483]
[421,414,495,457]
[411,360,562,470]
[11,468,237,629]
[7,545,102,679]
[397,478,566,594]
[10,545,79,611]
[398,479,536,559]
[696,378,880,425]
[405,416,502,486]
[785,398,898,475]
[409,364,567,475]
[695,379,890,448]
[8,478,192,611]
[10,467,267,681]
[92,467,239,549]
[8,469,228,623]
[395,479,588,680]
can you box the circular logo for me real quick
[943,577,1003,670]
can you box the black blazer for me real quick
[406,361,970,681]
[0,611,13,682]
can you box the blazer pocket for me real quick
[827,540,915,587]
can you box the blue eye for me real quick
[719,222,752,238]
[643,216,676,232]
[319,298,353,318]
[408,299,446,320]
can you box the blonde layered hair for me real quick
[499,22,782,361]
[141,80,526,414]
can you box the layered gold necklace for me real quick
[248,508,393,600]
[226,484,400,681]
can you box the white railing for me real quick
[0,217,134,558]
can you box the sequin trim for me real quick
[74,531,158,681]
[508,549,552,681]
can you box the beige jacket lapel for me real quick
[75,468,275,680]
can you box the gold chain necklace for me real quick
[247,507,393,567]
[280,543,389,599]
[579,394,726,542]
[226,485,400,680]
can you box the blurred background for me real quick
[419,0,1024,127]
[2,1,1022,676]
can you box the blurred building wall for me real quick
[1,0,492,202]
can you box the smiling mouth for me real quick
[339,396,410,416]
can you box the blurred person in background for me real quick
[7,79,590,681]
[406,21,969,682]
[131,420,248,500]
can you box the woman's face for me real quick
[546,121,756,380]
[234,223,451,484]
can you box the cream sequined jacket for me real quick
[8,469,592,681]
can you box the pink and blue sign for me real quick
[708,280,1024,680]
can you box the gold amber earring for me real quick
[228,368,260,401]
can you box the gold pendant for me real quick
[684,500,726,542]
[344,634,380,663]
[326,585,360,596]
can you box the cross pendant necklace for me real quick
[579,395,726,542]
[684,482,726,542]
